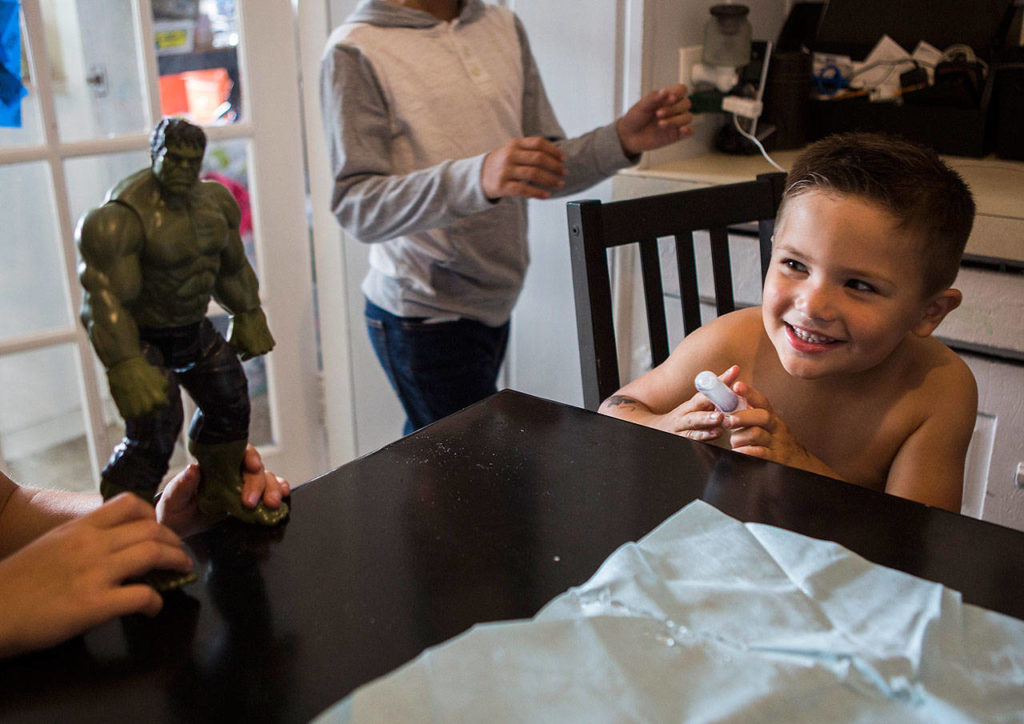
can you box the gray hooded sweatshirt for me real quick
[320,0,637,326]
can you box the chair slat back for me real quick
[567,172,786,411]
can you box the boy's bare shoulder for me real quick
[707,306,763,331]
[906,336,977,414]
[921,337,974,386]
[648,306,756,359]
[664,307,765,373]
[616,308,764,411]
[0,471,16,513]
[691,307,764,354]
[877,337,977,510]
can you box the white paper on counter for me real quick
[315,500,1024,723]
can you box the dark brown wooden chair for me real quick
[567,173,786,411]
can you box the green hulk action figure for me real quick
[76,118,288,548]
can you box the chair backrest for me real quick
[567,172,786,411]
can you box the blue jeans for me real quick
[365,299,510,435]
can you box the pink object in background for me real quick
[202,170,251,238]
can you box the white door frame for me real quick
[295,0,357,468]
[237,0,327,482]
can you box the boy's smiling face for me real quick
[762,190,950,381]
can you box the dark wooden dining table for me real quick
[3,389,1023,723]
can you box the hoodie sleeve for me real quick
[514,15,638,198]
[319,41,495,244]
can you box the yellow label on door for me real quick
[155,29,188,51]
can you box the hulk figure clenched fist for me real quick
[76,117,287,533]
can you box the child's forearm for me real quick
[599,394,658,424]
[0,477,100,558]
[601,393,728,442]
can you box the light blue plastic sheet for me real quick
[316,500,1024,723]
[0,0,26,127]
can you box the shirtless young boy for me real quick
[600,133,977,512]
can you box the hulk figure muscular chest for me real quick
[119,175,239,328]
[77,136,262,368]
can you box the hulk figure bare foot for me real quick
[132,568,198,592]
[191,440,289,526]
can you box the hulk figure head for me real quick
[150,117,207,198]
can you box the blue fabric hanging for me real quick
[0,0,27,128]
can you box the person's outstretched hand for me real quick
[0,493,192,658]
[156,445,290,538]
[616,84,694,156]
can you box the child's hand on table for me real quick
[0,493,191,658]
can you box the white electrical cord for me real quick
[732,114,786,172]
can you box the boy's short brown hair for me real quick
[779,132,975,295]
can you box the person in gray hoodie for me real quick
[320,0,694,434]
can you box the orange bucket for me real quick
[183,68,232,124]
[158,73,189,117]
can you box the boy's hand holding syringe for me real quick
[603,365,842,479]
[693,367,841,478]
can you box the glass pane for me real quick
[0,344,97,492]
[0,162,73,340]
[155,0,241,125]
[47,0,149,143]
[64,149,148,228]
[245,353,273,447]
[0,6,44,146]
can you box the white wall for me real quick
[505,0,624,407]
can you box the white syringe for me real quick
[694,370,743,413]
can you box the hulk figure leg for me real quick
[100,345,183,501]
[182,322,289,526]
[101,345,197,591]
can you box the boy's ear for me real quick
[912,288,962,337]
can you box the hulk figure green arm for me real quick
[212,184,275,362]
[78,202,167,420]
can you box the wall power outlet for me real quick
[678,45,703,90]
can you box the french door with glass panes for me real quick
[0,0,325,493]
